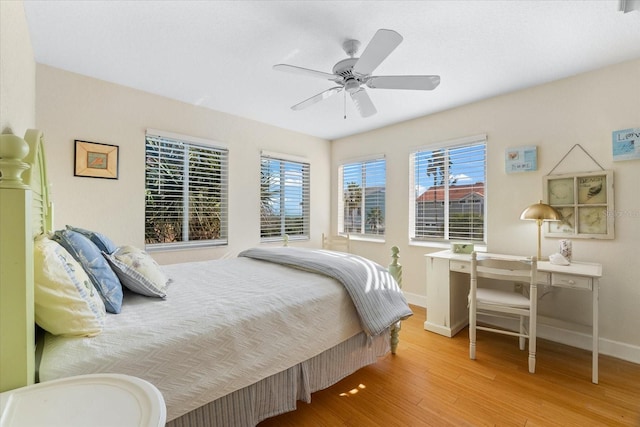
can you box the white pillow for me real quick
[104,246,169,298]
[34,236,106,336]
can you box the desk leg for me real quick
[592,278,599,384]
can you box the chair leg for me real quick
[519,316,526,351]
[528,315,537,374]
[529,353,536,373]
[469,308,476,360]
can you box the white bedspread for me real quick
[39,257,363,421]
[239,247,413,336]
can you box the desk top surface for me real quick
[425,250,602,277]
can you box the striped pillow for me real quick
[104,246,169,298]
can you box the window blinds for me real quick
[260,155,310,241]
[339,157,386,236]
[145,132,228,249]
[411,137,486,243]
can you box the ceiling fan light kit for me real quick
[273,29,440,118]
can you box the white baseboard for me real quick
[535,315,640,365]
[403,291,427,308]
[402,291,640,365]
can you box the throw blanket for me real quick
[238,247,413,337]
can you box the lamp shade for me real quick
[520,200,561,221]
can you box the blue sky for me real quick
[414,145,485,196]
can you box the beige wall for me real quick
[0,0,35,135]
[27,21,640,361]
[332,59,640,361]
[35,65,331,264]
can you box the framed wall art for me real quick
[74,140,119,179]
[612,128,640,162]
[505,145,537,173]
[543,170,614,239]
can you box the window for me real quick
[338,157,386,236]
[145,131,228,250]
[260,153,310,241]
[410,135,486,243]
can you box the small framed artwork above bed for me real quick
[74,140,119,179]
[0,129,412,426]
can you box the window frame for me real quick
[338,156,386,238]
[260,151,310,243]
[409,135,487,246]
[144,129,228,251]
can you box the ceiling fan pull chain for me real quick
[344,90,347,119]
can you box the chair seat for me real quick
[476,288,530,308]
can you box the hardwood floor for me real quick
[259,305,640,427]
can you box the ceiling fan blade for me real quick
[366,75,441,90]
[352,29,403,77]
[273,64,338,81]
[350,88,377,118]
[291,87,342,111]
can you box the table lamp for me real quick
[520,200,561,260]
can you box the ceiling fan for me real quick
[273,29,440,118]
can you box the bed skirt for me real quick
[167,329,390,427]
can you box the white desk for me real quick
[425,250,602,384]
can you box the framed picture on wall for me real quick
[505,145,537,173]
[74,140,119,179]
[543,170,614,239]
[612,128,640,162]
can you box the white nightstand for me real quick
[0,374,166,427]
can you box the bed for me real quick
[0,130,412,426]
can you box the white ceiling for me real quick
[23,1,640,141]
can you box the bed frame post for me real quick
[388,246,402,354]
[0,133,35,392]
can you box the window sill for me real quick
[262,236,309,245]
[145,240,227,252]
[348,235,386,244]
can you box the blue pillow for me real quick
[66,225,117,255]
[53,229,123,314]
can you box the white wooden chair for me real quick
[469,251,538,373]
[321,232,350,253]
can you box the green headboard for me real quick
[0,129,52,392]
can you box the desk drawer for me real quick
[450,260,471,273]
[551,273,592,290]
